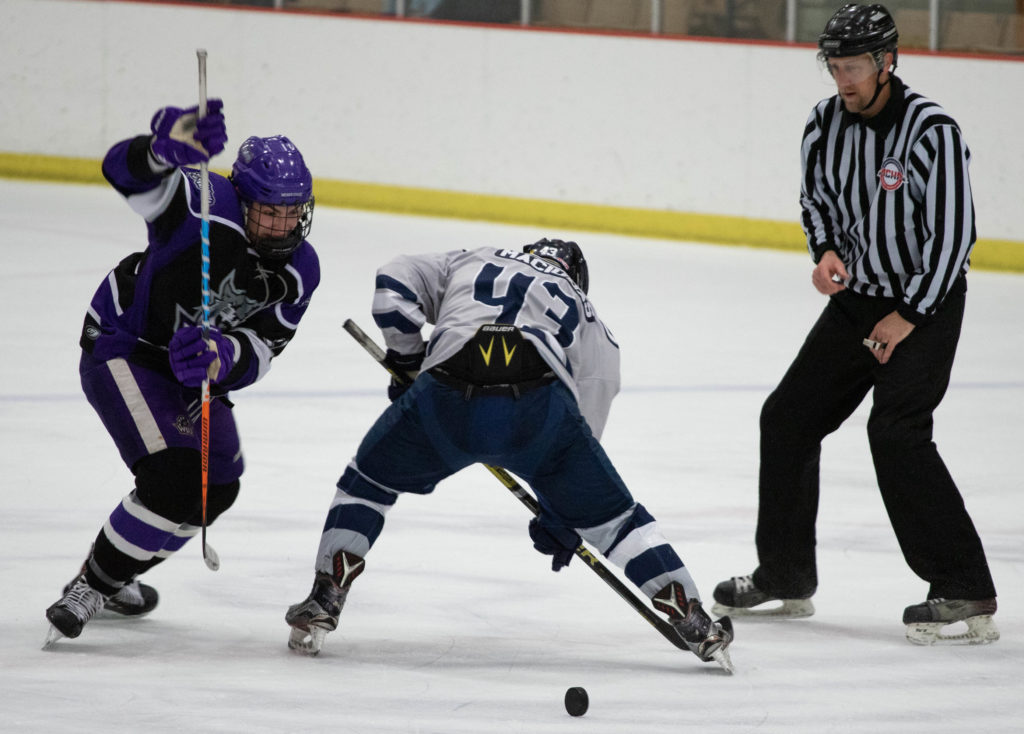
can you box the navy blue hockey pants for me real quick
[336,373,636,544]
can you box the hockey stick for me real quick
[196,48,219,572]
[341,319,698,653]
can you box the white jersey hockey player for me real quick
[375,244,619,438]
[285,239,734,670]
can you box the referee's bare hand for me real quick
[812,250,849,295]
[867,311,915,364]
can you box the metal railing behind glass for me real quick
[186,0,1024,55]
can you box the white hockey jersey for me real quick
[372,247,620,439]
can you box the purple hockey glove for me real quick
[150,98,227,168]
[168,326,235,387]
[386,349,425,402]
[529,516,581,572]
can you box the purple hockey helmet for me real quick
[231,135,312,205]
[230,135,314,259]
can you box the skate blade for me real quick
[42,625,64,650]
[905,614,1000,646]
[708,651,733,671]
[711,598,815,619]
[710,647,735,674]
[705,617,735,674]
[287,626,326,656]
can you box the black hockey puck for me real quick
[564,686,588,717]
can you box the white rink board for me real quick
[1,0,1023,241]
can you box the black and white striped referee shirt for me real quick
[799,75,975,324]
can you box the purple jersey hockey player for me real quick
[44,98,320,645]
[284,239,733,670]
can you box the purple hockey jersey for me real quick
[80,135,320,394]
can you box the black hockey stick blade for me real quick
[341,319,693,654]
[202,532,220,571]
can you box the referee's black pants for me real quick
[752,276,996,602]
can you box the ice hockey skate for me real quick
[104,579,160,617]
[43,575,109,647]
[64,546,160,619]
[62,576,159,619]
[286,551,365,656]
[903,598,999,646]
[653,582,735,674]
[711,574,815,618]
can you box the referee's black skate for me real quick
[286,551,365,656]
[712,574,815,618]
[44,575,109,646]
[903,597,999,646]
[653,582,734,673]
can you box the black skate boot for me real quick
[63,576,159,618]
[104,579,160,617]
[712,574,815,618]
[902,597,999,646]
[44,575,109,646]
[64,546,159,618]
[285,550,365,655]
[653,582,734,673]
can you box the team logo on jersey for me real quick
[183,169,216,207]
[173,269,274,332]
[878,157,905,191]
[174,414,195,437]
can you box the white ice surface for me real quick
[1,179,1022,733]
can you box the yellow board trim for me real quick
[3,151,1022,273]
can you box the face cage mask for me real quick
[243,198,315,260]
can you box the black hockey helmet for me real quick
[523,238,589,294]
[818,4,898,68]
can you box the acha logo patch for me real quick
[878,157,905,191]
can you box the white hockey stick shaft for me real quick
[196,48,219,572]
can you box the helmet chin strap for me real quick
[861,69,890,113]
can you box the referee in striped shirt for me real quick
[713,4,998,642]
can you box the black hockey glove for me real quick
[529,516,581,572]
[385,349,425,402]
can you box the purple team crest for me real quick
[183,169,216,207]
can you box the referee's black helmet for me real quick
[818,4,898,65]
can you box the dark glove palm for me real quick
[529,516,581,572]
[386,349,425,402]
